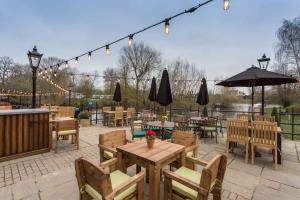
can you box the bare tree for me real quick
[276,17,300,74]
[168,59,204,98]
[0,56,14,85]
[119,42,161,106]
[103,67,118,94]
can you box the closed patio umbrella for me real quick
[148,77,157,113]
[197,78,209,116]
[157,69,172,113]
[217,65,298,118]
[113,82,121,103]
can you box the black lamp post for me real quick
[68,81,74,106]
[27,46,43,108]
[257,53,270,115]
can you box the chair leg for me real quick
[275,147,278,169]
[226,140,230,157]
[215,132,218,144]
[245,142,248,163]
[251,144,255,164]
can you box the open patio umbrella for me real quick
[217,65,298,118]
[113,82,121,103]
[148,77,157,113]
[157,69,172,114]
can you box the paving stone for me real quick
[228,192,237,200]
[228,159,263,177]
[253,184,299,200]
[40,179,78,200]
[11,178,38,200]
[261,167,300,188]
[223,181,253,199]
[0,185,12,200]
[260,178,281,190]
[280,184,300,199]
[225,168,259,190]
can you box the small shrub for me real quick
[78,111,91,119]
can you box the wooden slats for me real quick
[255,115,275,123]
[0,112,51,161]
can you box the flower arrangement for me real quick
[161,115,168,124]
[146,130,156,148]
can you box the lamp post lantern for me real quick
[257,53,270,115]
[28,46,43,108]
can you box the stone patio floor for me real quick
[0,125,300,200]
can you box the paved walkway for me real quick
[0,125,299,200]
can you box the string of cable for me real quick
[39,0,230,75]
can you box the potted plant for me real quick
[161,115,168,124]
[78,111,91,127]
[146,130,156,148]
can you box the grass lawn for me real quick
[265,107,300,141]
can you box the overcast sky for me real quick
[0,0,299,88]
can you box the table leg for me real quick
[180,151,186,167]
[149,165,161,200]
[117,152,127,173]
[277,133,281,164]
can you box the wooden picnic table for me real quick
[117,139,185,200]
[146,121,175,139]
[103,110,127,126]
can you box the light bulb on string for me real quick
[88,52,91,60]
[164,19,170,34]
[105,45,110,55]
[224,0,230,10]
[75,57,78,64]
[65,61,68,68]
[128,34,133,47]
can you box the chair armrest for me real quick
[98,145,117,155]
[99,158,118,169]
[163,169,208,196]
[186,156,208,166]
[165,139,172,142]
[126,139,133,143]
[105,171,145,200]
[185,144,199,153]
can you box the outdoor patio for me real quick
[0,125,299,200]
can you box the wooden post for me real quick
[292,107,295,141]
[95,102,98,124]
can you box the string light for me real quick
[224,0,230,10]
[39,0,221,74]
[164,19,170,34]
[128,34,133,47]
[75,57,79,64]
[65,61,68,68]
[105,45,110,55]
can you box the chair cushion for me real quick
[186,151,193,157]
[166,128,173,131]
[163,133,172,139]
[57,130,77,136]
[188,124,199,128]
[104,150,114,160]
[132,130,146,138]
[80,170,136,200]
[199,126,216,131]
[172,167,201,200]
[133,120,143,125]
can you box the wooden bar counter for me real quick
[0,109,51,162]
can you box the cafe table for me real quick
[146,121,174,139]
[116,139,185,200]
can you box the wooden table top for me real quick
[117,139,185,165]
[248,125,282,133]
[49,117,75,123]
[103,110,127,114]
[190,117,209,121]
[146,121,175,128]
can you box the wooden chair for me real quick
[226,119,249,163]
[237,113,251,122]
[75,157,145,200]
[99,130,128,163]
[173,115,190,131]
[130,119,146,140]
[163,154,227,200]
[199,117,219,144]
[126,107,136,126]
[251,121,278,168]
[114,107,124,127]
[254,115,275,123]
[170,130,199,170]
[57,106,75,118]
[55,119,79,152]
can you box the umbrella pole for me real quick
[153,102,156,115]
[252,86,254,120]
[261,86,265,115]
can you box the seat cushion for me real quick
[57,130,77,136]
[172,167,201,200]
[104,150,114,160]
[163,133,172,139]
[132,130,146,138]
[81,170,136,200]
[133,120,143,125]
[186,151,193,157]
